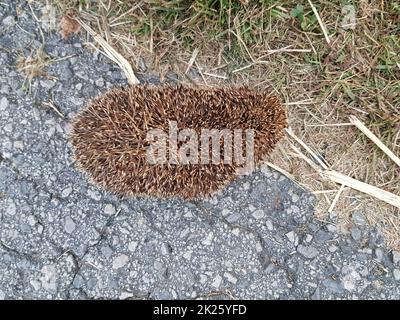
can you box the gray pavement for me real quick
[0,0,399,299]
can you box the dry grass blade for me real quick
[328,184,345,213]
[185,48,199,74]
[266,46,312,55]
[349,115,400,167]
[76,18,139,85]
[307,0,331,45]
[285,128,329,169]
[323,170,400,209]
[288,128,400,209]
[42,101,65,118]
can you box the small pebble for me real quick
[104,204,116,215]
[112,254,129,269]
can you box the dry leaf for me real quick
[59,12,80,39]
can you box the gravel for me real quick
[0,0,399,300]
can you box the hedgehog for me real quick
[69,84,287,199]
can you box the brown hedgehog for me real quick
[69,84,287,199]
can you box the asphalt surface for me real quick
[0,0,399,299]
